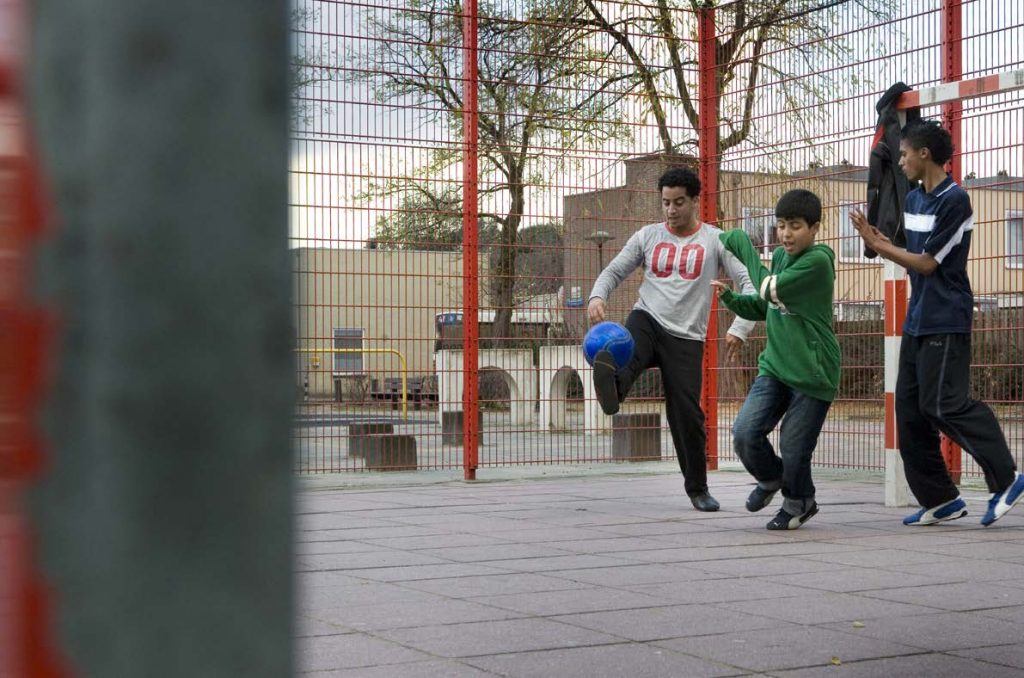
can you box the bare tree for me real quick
[350,0,630,345]
[583,0,891,163]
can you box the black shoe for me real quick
[592,350,620,416]
[746,485,779,513]
[690,492,720,512]
[766,502,818,530]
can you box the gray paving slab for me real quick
[951,644,1024,670]
[295,540,393,556]
[653,625,920,672]
[398,572,591,598]
[488,526,633,543]
[798,547,964,568]
[295,614,350,638]
[913,540,1024,561]
[294,472,1024,676]
[545,562,727,586]
[467,586,670,617]
[340,562,514,583]
[859,581,1024,612]
[757,567,960,593]
[302,659,499,677]
[297,633,434,672]
[691,555,843,577]
[976,604,1024,624]
[549,604,784,642]
[414,543,577,563]
[307,597,522,631]
[298,526,446,542]
[622,577,812,604]
[616,540,865,564]
[716,592,937,624]
[359,533,513,550]
[820,611,1024,651]
[463,642,745,678]
[376,618,622,657]
[478,553,639,572]
[297,550,452,572]
[772,652,1024,677]
[300,582,450,610]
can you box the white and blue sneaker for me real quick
[981,472,1024,527]
[903,497,968,526]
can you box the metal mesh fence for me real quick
[290,0,1023,476]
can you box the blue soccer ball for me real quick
[583,321,635,368]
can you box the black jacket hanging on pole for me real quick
[864,82,920,258]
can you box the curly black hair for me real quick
[657,167,701,198]
[901,119,954,165]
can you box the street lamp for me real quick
[585,229,615,270]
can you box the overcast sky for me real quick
[288,0,1023,249]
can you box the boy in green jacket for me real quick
[711,189,840,529]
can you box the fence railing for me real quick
[291,0,1024,483]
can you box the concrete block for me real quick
[441,410,483,446]
[347,423,394,458]
[363,434,418,471]
[611,413,661,460]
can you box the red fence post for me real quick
[462,0,480,480]
[698,2,719,470]
[940,0,964,484]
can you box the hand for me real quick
[724,332,744,365]
[587,297,606,324]
[849,209,890,249]
[710,280,731,298]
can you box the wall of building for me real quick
[293,247,468,397]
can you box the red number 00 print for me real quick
[650,242,705,280]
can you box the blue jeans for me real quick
[732,375,832,515]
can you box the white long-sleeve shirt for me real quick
[589,222,756,341]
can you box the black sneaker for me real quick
[690,492,720,512]
[592,349,620,416]
[766,502,818,530]
[746,485,779,513]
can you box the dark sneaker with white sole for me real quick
[746,485,779,512]
[766,502,818,530]
[981,473,1024,526]
[592,349,621,416]
[903,497,968,526]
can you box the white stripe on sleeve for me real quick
[932,216,974,263]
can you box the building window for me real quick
[838,201,876,263]
[333,328,364,373]
[1007,210,1023,269]
[834,300,883,321]
[742,207,777,257]
[973,295,999,314]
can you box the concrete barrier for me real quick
[362,434,418,471]
[611,413,662,460]
[347,423,394,458]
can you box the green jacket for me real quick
[718,230,840,402]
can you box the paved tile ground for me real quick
[295,471,1024,677]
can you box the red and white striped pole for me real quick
[883,259,911,506]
